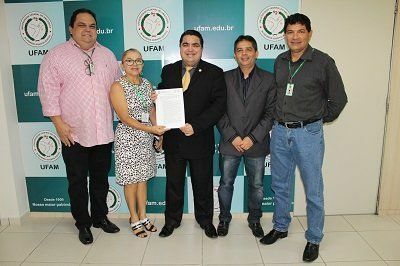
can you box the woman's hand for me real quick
[150,125,169,136]
[150,91,158,102]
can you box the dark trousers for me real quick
[62,142,112,229]
[164,153,214,227]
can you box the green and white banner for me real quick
[5,0,299,214]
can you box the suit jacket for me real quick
[158,59,227,159]
[217,65,275,157]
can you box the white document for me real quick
[155,88,185,129]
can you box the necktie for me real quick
[182,66,193,92]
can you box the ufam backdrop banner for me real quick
[5,0,299,214]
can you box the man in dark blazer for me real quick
[216,35,275,238]
[157,30,227,238]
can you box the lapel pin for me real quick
[198,69,202,72]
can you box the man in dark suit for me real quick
[157,30,227,238]
[216,35,275,237]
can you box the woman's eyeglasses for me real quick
[124,59,144,66]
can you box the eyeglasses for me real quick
[84,59,95,76]
[124,58,144,66]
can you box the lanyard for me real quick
[124,77,148,108]
[75,44,95,59]
[75,44,95,75]
[287,48,315,83]
[288,60,305,83]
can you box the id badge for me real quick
[286,83,294,96]
[141,112,149,123]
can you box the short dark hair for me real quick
[284,13,311,33]
[234,35,258,52]
[179,30,204,47]
[69,8,97,28]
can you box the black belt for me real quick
[278,119,320,128]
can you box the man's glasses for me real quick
[124,58,144,66]
[84,59,95,76]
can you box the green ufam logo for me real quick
[32,130,61,162]
[20,11,53,47]
[258,6,289,41]
[137,6,170,43]
[107,186,122,213]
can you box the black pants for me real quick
[164,153,214,227]
[62,142,112,229]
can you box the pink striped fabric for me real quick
[38,38,121,147]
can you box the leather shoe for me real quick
[248,222,264,238]
[201,223,218,238]
[78,227,93,245]
[260,229,288,245]
[217,221,229,236]
[159,224,179,237]
[303,242,319,262]
[93,218,120,233]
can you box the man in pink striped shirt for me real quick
[38,8,121,245]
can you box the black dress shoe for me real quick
[201,223,218,238]
[303,242,319,262]
[93,218,120,233]
[159,225,175,237]
[217,221,229,236]
[248,222,264,238]
[259,229,288,245]
[78,227,93,245]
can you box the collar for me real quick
[182,61,199,70]
[281,45,314,62]
[69,38,99,52]
[239,65,256,80]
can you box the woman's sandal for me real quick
[140,217,157,232]
[129,219,147,238]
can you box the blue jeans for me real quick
[218,154,265,223]
[270,120,325,244]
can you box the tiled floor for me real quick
[0,214,400,265]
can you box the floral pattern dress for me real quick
[115,77,156,185]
